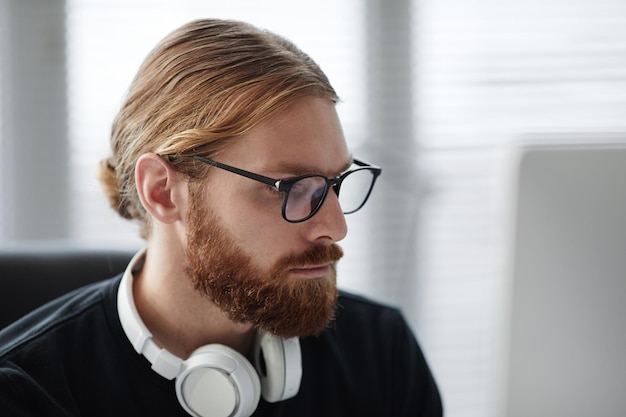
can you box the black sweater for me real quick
[0,276,442,416]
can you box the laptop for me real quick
[503,136,626,416]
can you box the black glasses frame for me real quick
[186,155,381,223]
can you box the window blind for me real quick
[413,1,626,416]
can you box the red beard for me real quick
[185,194,343,338]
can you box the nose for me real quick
[306,189,348,243]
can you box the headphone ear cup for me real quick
[175,344,261,417]
[254,333,302,403]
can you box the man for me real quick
[0,19,442,416]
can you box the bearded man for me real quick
[0,19,442,417]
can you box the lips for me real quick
[278,244,343,280]
[289,263,333,279]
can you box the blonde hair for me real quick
[98,19,338,238]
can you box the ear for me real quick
[135,153,187,224]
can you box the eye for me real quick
[288,179,310,199]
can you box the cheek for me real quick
[218,200,293,269]
[205,181,300,269]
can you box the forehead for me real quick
[220,96,351,175]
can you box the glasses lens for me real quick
[284,176,328,221]
[337,169,376,214]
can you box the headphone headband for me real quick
[117,250,183,378]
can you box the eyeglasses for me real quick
[188,155,381,223]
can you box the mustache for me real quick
[277,244,344,270]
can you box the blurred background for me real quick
[1,0,625,416]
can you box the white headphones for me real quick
[117,251,302,417]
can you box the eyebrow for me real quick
[268,156,354,178]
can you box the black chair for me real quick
[0,242,136,329]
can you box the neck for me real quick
[131,243,255,359]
